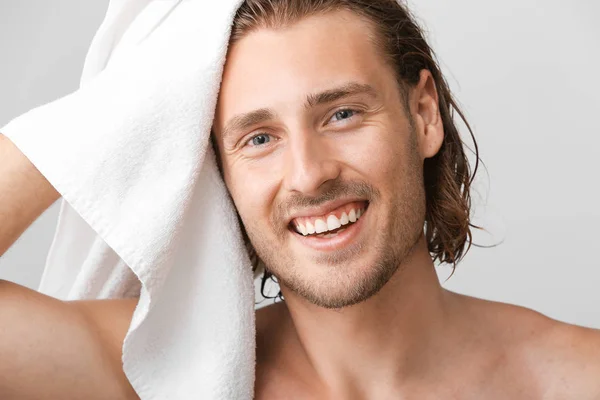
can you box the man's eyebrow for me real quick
[221,108,276,142]
[220,82,377,141]
[305,82,378,108]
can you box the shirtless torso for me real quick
[2,281,599,399]
[255,293,600,400]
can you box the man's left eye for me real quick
[330,109,358,123]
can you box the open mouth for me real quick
[288,200,369,239]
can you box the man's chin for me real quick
[278,260,400,309]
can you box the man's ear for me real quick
[411,69,444,160]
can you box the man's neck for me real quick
[277,236,454,398]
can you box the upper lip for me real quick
[286,198,368,225]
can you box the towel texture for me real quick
[1,0,256,398]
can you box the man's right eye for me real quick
[246,133,272,147]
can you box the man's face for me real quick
[213,10,440,308]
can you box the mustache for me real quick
[273,179,380,229]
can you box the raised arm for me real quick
[0,133,139,399]
[0,133,60,256]
[0,280,139,399]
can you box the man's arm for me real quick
[0,280,139,399]
[0,133,60,256]
[0,133,139,398]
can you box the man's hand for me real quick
[0,133,60,256]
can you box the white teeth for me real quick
[326,215,341,231]
[297,222,307,236]
[306,220,315,235]
[295,207,367,237]
[348,209,357,223]
[340,212,349,225]
[314,219,328,234]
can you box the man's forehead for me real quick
[214,10,393,137]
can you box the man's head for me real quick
[212,0,477,309]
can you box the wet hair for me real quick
[229,0,482,300]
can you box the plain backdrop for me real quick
[1,0,599,328]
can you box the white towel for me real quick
[1,0,256,398]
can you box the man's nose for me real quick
[283,131,341,195]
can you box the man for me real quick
[0,0,599,399]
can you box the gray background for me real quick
[1,1,599,328]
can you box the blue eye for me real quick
[247,133,271,147]
[331,109,358,122]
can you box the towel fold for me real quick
[1,0,256,398]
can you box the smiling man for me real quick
[212,0,600,398]
[1,0,600,399]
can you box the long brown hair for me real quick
[230,0,481,294]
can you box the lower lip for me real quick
[290,208,368,252]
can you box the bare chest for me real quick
[254,364,548,400]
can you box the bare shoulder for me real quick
[70,295,139,352]
[0,279,139,400]
[450,291,600,398]
[530,319,600,397]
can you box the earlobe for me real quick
[414,69,444,159]
[421,115,444,159]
